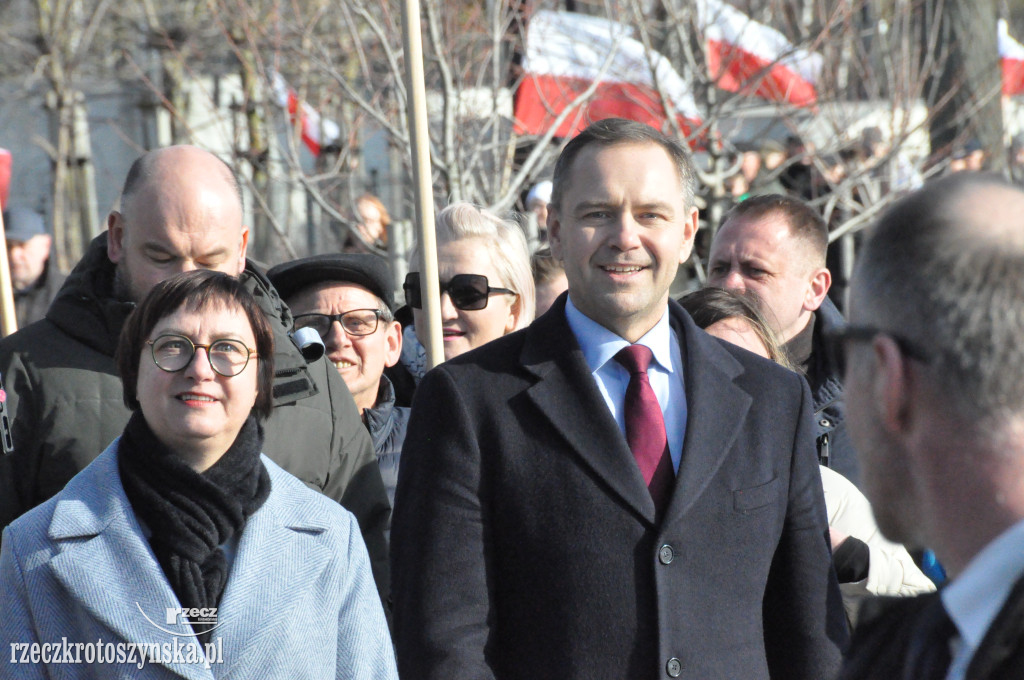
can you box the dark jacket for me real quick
[0,234,391,600]
[364,374,410,512]
[13,258,65,330]
[840,578,1024,680]
[391,296,847,680]
[809,296,860,486]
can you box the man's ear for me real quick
[237,225,250,271]
[678,206,700,264]
[107,211,125,264]
[383,320,403,368]
[804,267,832,312]
[873,335,913,437]
[547,207,563,261]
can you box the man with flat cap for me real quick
[2,207,65,328]
[270,254,408,508]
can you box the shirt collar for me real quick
[942,516,1024,651]
[564,295,675,375]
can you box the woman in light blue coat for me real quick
[0,270,397,679]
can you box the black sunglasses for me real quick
[404,273,515,311]
[823,324,932,375]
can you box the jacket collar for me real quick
[364,374,398,449]
[47,443,333,678]
[519,295,751,528]
[45,233,133,355]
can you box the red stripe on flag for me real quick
[284,90,322,156]
[707,39,817,107]
[514,73,698,142]
[1004,58,1024,96]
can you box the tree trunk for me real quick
[924,0,1004,170]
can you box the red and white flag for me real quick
[514,10,703,139]
[697,0,821,107]
[270,72,340,156]
[999,19,1024,96]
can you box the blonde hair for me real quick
[409,202,536,330]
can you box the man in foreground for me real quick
[391,118,846,679]
[0,146,391,598]
[839,173,1024,679]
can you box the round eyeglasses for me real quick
[147,334,257,377]
[293,309,384,340]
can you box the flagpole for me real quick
[401,0,444,369]
[0,210,18,337]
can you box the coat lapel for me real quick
[520,299,755,526]
[213,461,333,679]
[661,304,752,524]
[47,444,214,680]
[521,299,656,523]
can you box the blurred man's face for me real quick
[841,285,917,547]
[7,235,52,290]
[534,272,568,317]
[357,199,385,242]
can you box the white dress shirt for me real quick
[564,296,687,473]
[942,516,1024,679]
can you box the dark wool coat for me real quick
[391,295,848,680]
[840,577,1024,680]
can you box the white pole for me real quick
[401,0,444,369]
[0,210,18,337]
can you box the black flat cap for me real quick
[268,253,396,311]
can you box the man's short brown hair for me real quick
[721,194,828,268]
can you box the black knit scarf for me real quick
[118,411,271,644]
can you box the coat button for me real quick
[658,544,675,565]
[820,418,831,427]
[666,657,682,677]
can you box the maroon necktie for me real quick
[614,345,675,514]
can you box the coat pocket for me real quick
[732,477,781,512]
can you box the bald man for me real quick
[839,173,1024,678]
[0,146,391,599]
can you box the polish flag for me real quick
[697,0,821,107]
[270,72,341,156]
[999,19,1024,96]
[514,10,703,140]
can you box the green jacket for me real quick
[0,235,391,600]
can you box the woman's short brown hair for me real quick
[115,270,275,419]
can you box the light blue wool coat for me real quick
[1,440,397,680]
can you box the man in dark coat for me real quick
[391,118,846,680]
[2,207,65,329]
[839,174,1024,679]
[707,194,858,485]
[0,146,391,600]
